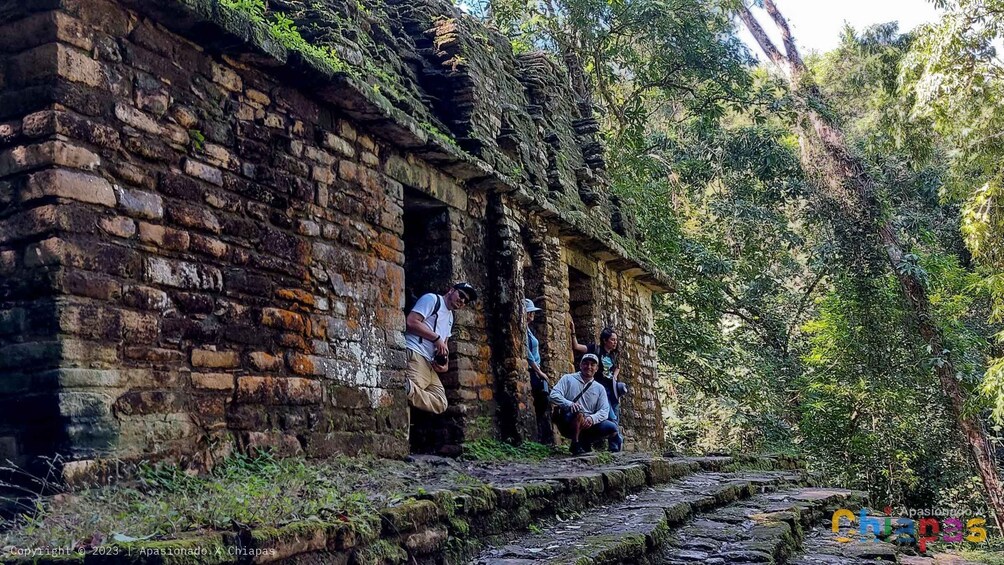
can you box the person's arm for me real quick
[569,319,587,354]
[526,331,548,379]
[406,295,449,355]
[549,376,573,408]
[406,311,438,341]
[529,359,547,379]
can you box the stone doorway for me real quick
[522,237,554,444]
[402,188,456,454]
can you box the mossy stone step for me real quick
[472,470,806,564]
[658,487,868,565]
[790,526,986,565]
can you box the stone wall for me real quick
[0,0,670,478]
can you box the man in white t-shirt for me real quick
[404,282,478,414]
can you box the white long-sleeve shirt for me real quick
[549,372,610,425]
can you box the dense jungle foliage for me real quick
[466,0,1004,523]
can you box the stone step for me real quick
[789,529,904,564]
[790,525,986,565]
[657,487,867,564]
[471,470,814,564]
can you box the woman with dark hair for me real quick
[571,323,625,452]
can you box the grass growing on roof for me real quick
[219,0,347,73]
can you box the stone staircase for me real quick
[472,467,872,564]
[469,453,986,565]
[467,456,988,565]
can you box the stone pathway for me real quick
[791,527,985,565]
[472,463,987,565]
[658,487,866,564]
[472,470,840,564]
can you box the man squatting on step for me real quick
[404,282,478,414]
[549,353,619,455]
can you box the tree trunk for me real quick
[740,1,1004,533]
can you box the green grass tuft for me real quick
[461,439,563,461]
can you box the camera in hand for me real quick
[434,353,449,366]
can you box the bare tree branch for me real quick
[763,0,804,73]
[736,5,786,68]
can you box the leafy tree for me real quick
[899,0,1004,427]
[740,0,1004,529]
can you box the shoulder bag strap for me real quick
[571,380,594,404]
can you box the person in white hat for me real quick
[548,353,619,455]
[525,298,553,443]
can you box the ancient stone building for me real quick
[0,0,671,479]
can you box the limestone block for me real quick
[192,373,235,391]
[236,376,322,405]
[241,431,302,457]
[183,158,223,186]
[114,102,160,134]
[138,222,190,251]
[145,256,222,290]
[1,141,100,177]
[166,202,222,234]
[262,307,308,333]
[189,233,227,258]
[58,391,113,420]
[210,62,242,92]
[98,216,136,238]
[249,351,283,372]
[322,133,355,159]
[191,349,240,369]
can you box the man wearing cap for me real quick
[405,282,477,414]
[549,353,619,455]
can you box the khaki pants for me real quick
[406,349,447,414]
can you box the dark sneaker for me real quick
[569,442,586,455]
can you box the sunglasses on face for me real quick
[456,291,470,303]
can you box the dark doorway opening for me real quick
[522,248,553,444]
[402,188,456,454]
[568,266,596,359]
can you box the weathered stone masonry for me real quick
[0,0,671,478]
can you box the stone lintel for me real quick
[564,247,599,278]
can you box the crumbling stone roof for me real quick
[124,0,672,290]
